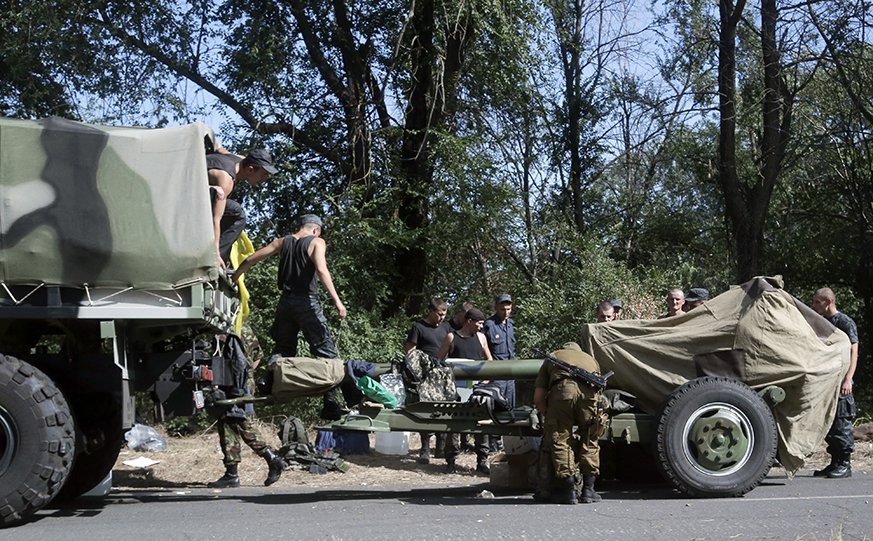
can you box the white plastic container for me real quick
[375,431,410,455]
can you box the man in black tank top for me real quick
[231,214,348,419]
[206,147,277,269]
[436,308,493,475]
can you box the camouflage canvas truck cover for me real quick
[0,117,238,526]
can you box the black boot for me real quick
[418,446,431,465]
[319,388,348,421]
[476,458,491,475]
[552,475,577,505]
[813,456,838,477]
[827,454,852,479]
[208,464,240,488]
[580,474,601,503]
[263,449,286,486]
[445,456,458,474]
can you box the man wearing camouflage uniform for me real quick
[208,334,285,489]
[533,342,605,504]
[812,287,859,479]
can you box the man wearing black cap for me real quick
[610,299,623,320]
[436,308,493,474]
[684,288,710,311]
[231,214,348,419]
[483,293,516,453]
[207,147,277,269]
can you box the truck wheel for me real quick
[656,377,777,497]
[55,395,123,501]
[0,355,75,526]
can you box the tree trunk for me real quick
[717,0,791,283]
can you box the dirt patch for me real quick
[113,422,873,490]
[114,422,491,490]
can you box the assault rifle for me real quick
[540,352,614,390]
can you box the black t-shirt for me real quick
[206,153,242,181]
[277,235,317,295]
[828,312,859,344]
[449,331,485,360]
[405,319,449,357]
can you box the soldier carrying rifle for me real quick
[533,342,610,504]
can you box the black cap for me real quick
[610,298,623,309]
[686,288,710,302]
[300,214,323,228]
[246,149,278,175]
[465,308,486,322]
[495,293,512,304]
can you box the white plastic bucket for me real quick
[375,431,410,455]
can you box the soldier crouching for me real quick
[533,342,607,504]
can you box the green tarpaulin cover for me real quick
[580,276,850,473]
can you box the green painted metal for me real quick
[606,413,656,443]
[326,402,541,436]
[684,403,753,474]
[757,385,786,406]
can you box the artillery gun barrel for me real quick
[375,358,544,380]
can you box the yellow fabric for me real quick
[229,231,255,334]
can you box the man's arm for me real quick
[309,238,347,320]
[207,168,235,269]
[436,333,454,361]
[478,332,493,361]
[231,237,283,284]
[843,342,858,396]
[533,387,547,414]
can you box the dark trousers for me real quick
[826,394,857,456]
[271,293,338,358]
[218,198,246,262]
[444,433,489,463]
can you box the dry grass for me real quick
[113,421,491,490]
[113,421,873,491]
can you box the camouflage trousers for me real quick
[543,379,601,479]
[217,417,269,466]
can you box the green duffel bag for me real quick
[270,357,345,401]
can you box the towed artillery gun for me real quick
[0,118,850,526]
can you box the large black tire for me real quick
[55,393,123,501]
[656,377,777,498]
[0,355,75,526]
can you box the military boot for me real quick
[445,457,458,474]
[580,474,602,503]
[813,455,838,477]
[552,475,577,505]
[263,449,286,486]
[319,388,348,421]
[827,453,852,479]
[208,464,240,489]
[418,446,431,465]
[476,458,491,475]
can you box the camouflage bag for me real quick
[403,349,457,402]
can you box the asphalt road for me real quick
[5,469,873,540]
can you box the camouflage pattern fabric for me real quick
[0,117,217,288]
[240,324,264,397]
[544,379,603,478]
[405,349,457,402]
[217,417,268,465]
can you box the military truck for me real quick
[0,118,850,526]
[0,117,239,526]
